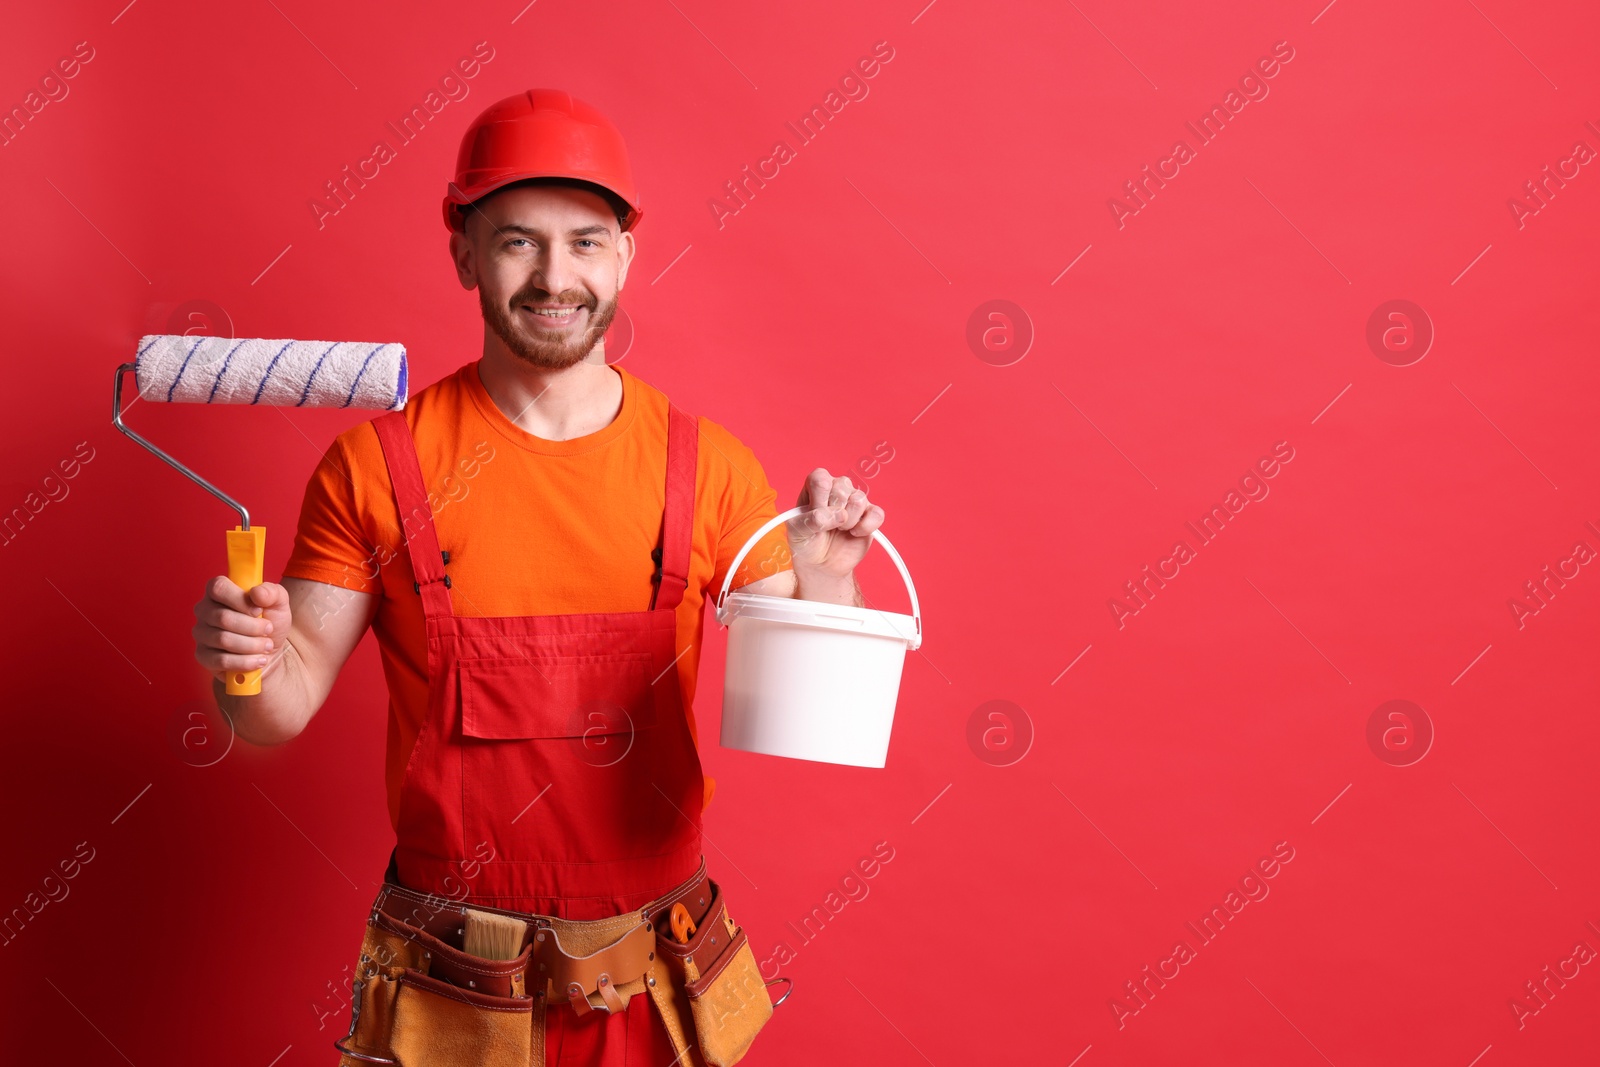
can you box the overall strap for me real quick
[652,404,698,612]
[372,410,454,622]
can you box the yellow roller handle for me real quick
[224,525,267,695]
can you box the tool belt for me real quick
[333,857,789,1067]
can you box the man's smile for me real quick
[520,303,586,328]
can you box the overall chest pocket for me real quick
[460,653,658,741]
[457,653,666,860]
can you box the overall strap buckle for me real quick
[414,549,451,595]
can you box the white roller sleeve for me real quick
[134,334,407,410]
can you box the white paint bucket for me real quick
[714,506,923,768]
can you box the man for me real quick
[189,89,882,1065]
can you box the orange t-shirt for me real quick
[281,360,793,832]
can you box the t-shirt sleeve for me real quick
[701,417,793,599]
[282,428,382,595]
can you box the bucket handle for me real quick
[714,505,922,651]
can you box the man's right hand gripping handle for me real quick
[192,576,375,745]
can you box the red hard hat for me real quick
[442,89,643,234]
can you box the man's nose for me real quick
[531,248,578,299]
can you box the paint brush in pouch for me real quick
[462,907,528,961]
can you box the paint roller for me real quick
[113,335,408,695]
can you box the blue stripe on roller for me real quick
[394,351,406,409]
[206,339,249,403]
[167,337,207,402]
[297,341,341,407]
[342,344,386,407]
[251,341,297,405]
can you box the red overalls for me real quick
[368,400,705,1065]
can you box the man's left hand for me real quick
[787,468,884,579]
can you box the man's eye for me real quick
[576,239,597,249]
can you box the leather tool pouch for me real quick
[648,879,774,1067]
[336,869,782,1067]
[335,908,534,1067]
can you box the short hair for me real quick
[458,177,629,235]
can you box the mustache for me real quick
[512,289,592,308]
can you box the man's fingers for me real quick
[206,575,252,614]
[799,469,861,531]
[201,607,273,643]
[194,578,290,681]
[849,502,885,538]
[248,582,290,612]
[196,647,272,675]
[828,476,855,511]
[838,488,871,528]
[800,469,834,517]
[192,621,274,655]
[199,603,274,636]
[213,578,287,614]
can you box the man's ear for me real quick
[449,226,477,290]
[615,229,635,292]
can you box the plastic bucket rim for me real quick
[714,505,921,651]
[721,589,918,645]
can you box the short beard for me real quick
[480,283,619,370]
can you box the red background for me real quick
[3,1,1598,1064]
